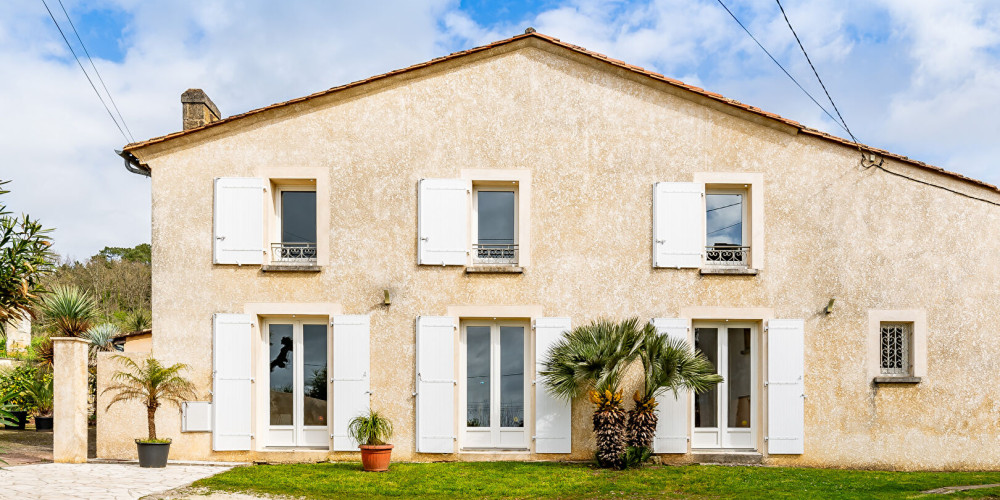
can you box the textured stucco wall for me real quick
[115,41,1000,469]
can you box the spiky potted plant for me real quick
[348,409,394,472]
[102,355,195,468]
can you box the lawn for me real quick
[193,461,1000,499]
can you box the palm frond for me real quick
[539,317,646,401]
[103,355,196,440]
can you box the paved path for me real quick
[0,462,233,500]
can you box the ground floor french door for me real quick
[692,322,757,450]
[265,319,329,448]
[460,320,530,450]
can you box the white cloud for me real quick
[1,0,999,259]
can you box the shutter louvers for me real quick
[651,318,690,454]
[415,316,457,453]
[766,319,805,454]
[533,317,572,454]
[332,315,371,451]
[212,313,253,451]
[418,178,469,266]
[652,182,704,268]
[214,177,264,265]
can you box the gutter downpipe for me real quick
[116,149,151,177]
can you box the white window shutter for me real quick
[214,177,264,265]
[332,315,370,451]
[418,178,469,266]
[415,316,457,453]
[652,318,690,453]
[533,317,572,454]
[212,313,253,451]
[652,182,704,268]
[767,319,805,454]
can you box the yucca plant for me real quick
[102,355,195,442]
[628,326,723,450]
[39,285,96,337]
[82,323,122,354]
[120,309,151,334]
[541,318,646,469]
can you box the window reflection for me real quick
[466,326,491,428]
[500,326,524,428]
[302,325,327,427]
[269,324,294,426]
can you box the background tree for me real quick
[0,180,53,334]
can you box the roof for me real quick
[122,31,998,195]
[113,328,151,341]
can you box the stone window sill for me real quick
[873,376,921,384]
[261,263,321,273]
[465,265,523,274]
[700,267,758,276]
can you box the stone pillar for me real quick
[53,337,89,463]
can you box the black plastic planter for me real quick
[7,411,27,430]
[136,440,171,468]
[34,416,53,431]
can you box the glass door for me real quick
[692,322,756,450]
[461,320,529,449]
[265,319,329,448]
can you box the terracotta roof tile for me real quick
[123,31,999,195]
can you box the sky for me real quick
[1,0,999,260]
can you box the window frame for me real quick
[878,322,913,376]
[693,172,764,270]
[274,185,318,246]
[261,316,330,449]
[704,186,750,257]
[867,309,927,382]
[461,169,532,268]
[471,182,520,266]
[264,176,324,267]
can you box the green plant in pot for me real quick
[102,355,195,468]
[348,409,394,472]
[23,372,54,431]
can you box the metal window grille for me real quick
[704,245,750,268]
[472,243,518,266]
[271,242,317,262]
[880,323,911,375]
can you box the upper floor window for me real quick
[705,188,748,269]
[274,186,317,262]
[473,185,518,266]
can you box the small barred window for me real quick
[880,323,911,375]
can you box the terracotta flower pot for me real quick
[359,444,393,472]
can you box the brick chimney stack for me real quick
[181,89,221,130]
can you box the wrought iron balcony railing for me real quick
[472,243,518,266]
[704,245,750,268]
[271,242,317,262]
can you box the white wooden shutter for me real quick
[332,315,370,451]
[212,313,253,451]
[214,177,265,265]
[767,319,805,454]
[415,316,457,453]
[652,182,704,268]
[533,317,572,454]
[418,178,469,266]
[652,318,690,453]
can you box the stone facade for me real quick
[108,35,1000,470]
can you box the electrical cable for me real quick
[40,0,129,143]
[56,0,134,142]
[714,0,851,138]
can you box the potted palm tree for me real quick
[102,355,195,468]
[348,409,394,472]
[23,373,54,431]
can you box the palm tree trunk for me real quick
[627,407,658,449]
[593,407,627,469]
[147,405,157,441]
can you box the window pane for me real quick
[466,326,491,427]
[694,328,718,428]
[500,326,524,428]
[281,191,317,244]
[268,324,294,426]
[302,324,327,427]
[477,191,515,245]
[727,328,751,428]
[706,193,743,247]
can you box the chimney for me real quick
[181,88,221,130]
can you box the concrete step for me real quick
[691,450,763,465]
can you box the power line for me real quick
[39,0,129,143]
[56,0,134,142]
[775,0,856,144]
[713,0,851,138]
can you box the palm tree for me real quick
[102,355,195,441]
[628,325,723,450]
[82,323,122,354]
[39,285,96,337]
[540,318,646,469]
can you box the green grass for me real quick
[193,461,1000,499]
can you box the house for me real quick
[101,31,1000,470]
[112,329,152,353]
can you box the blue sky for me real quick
[1,0,999,259]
